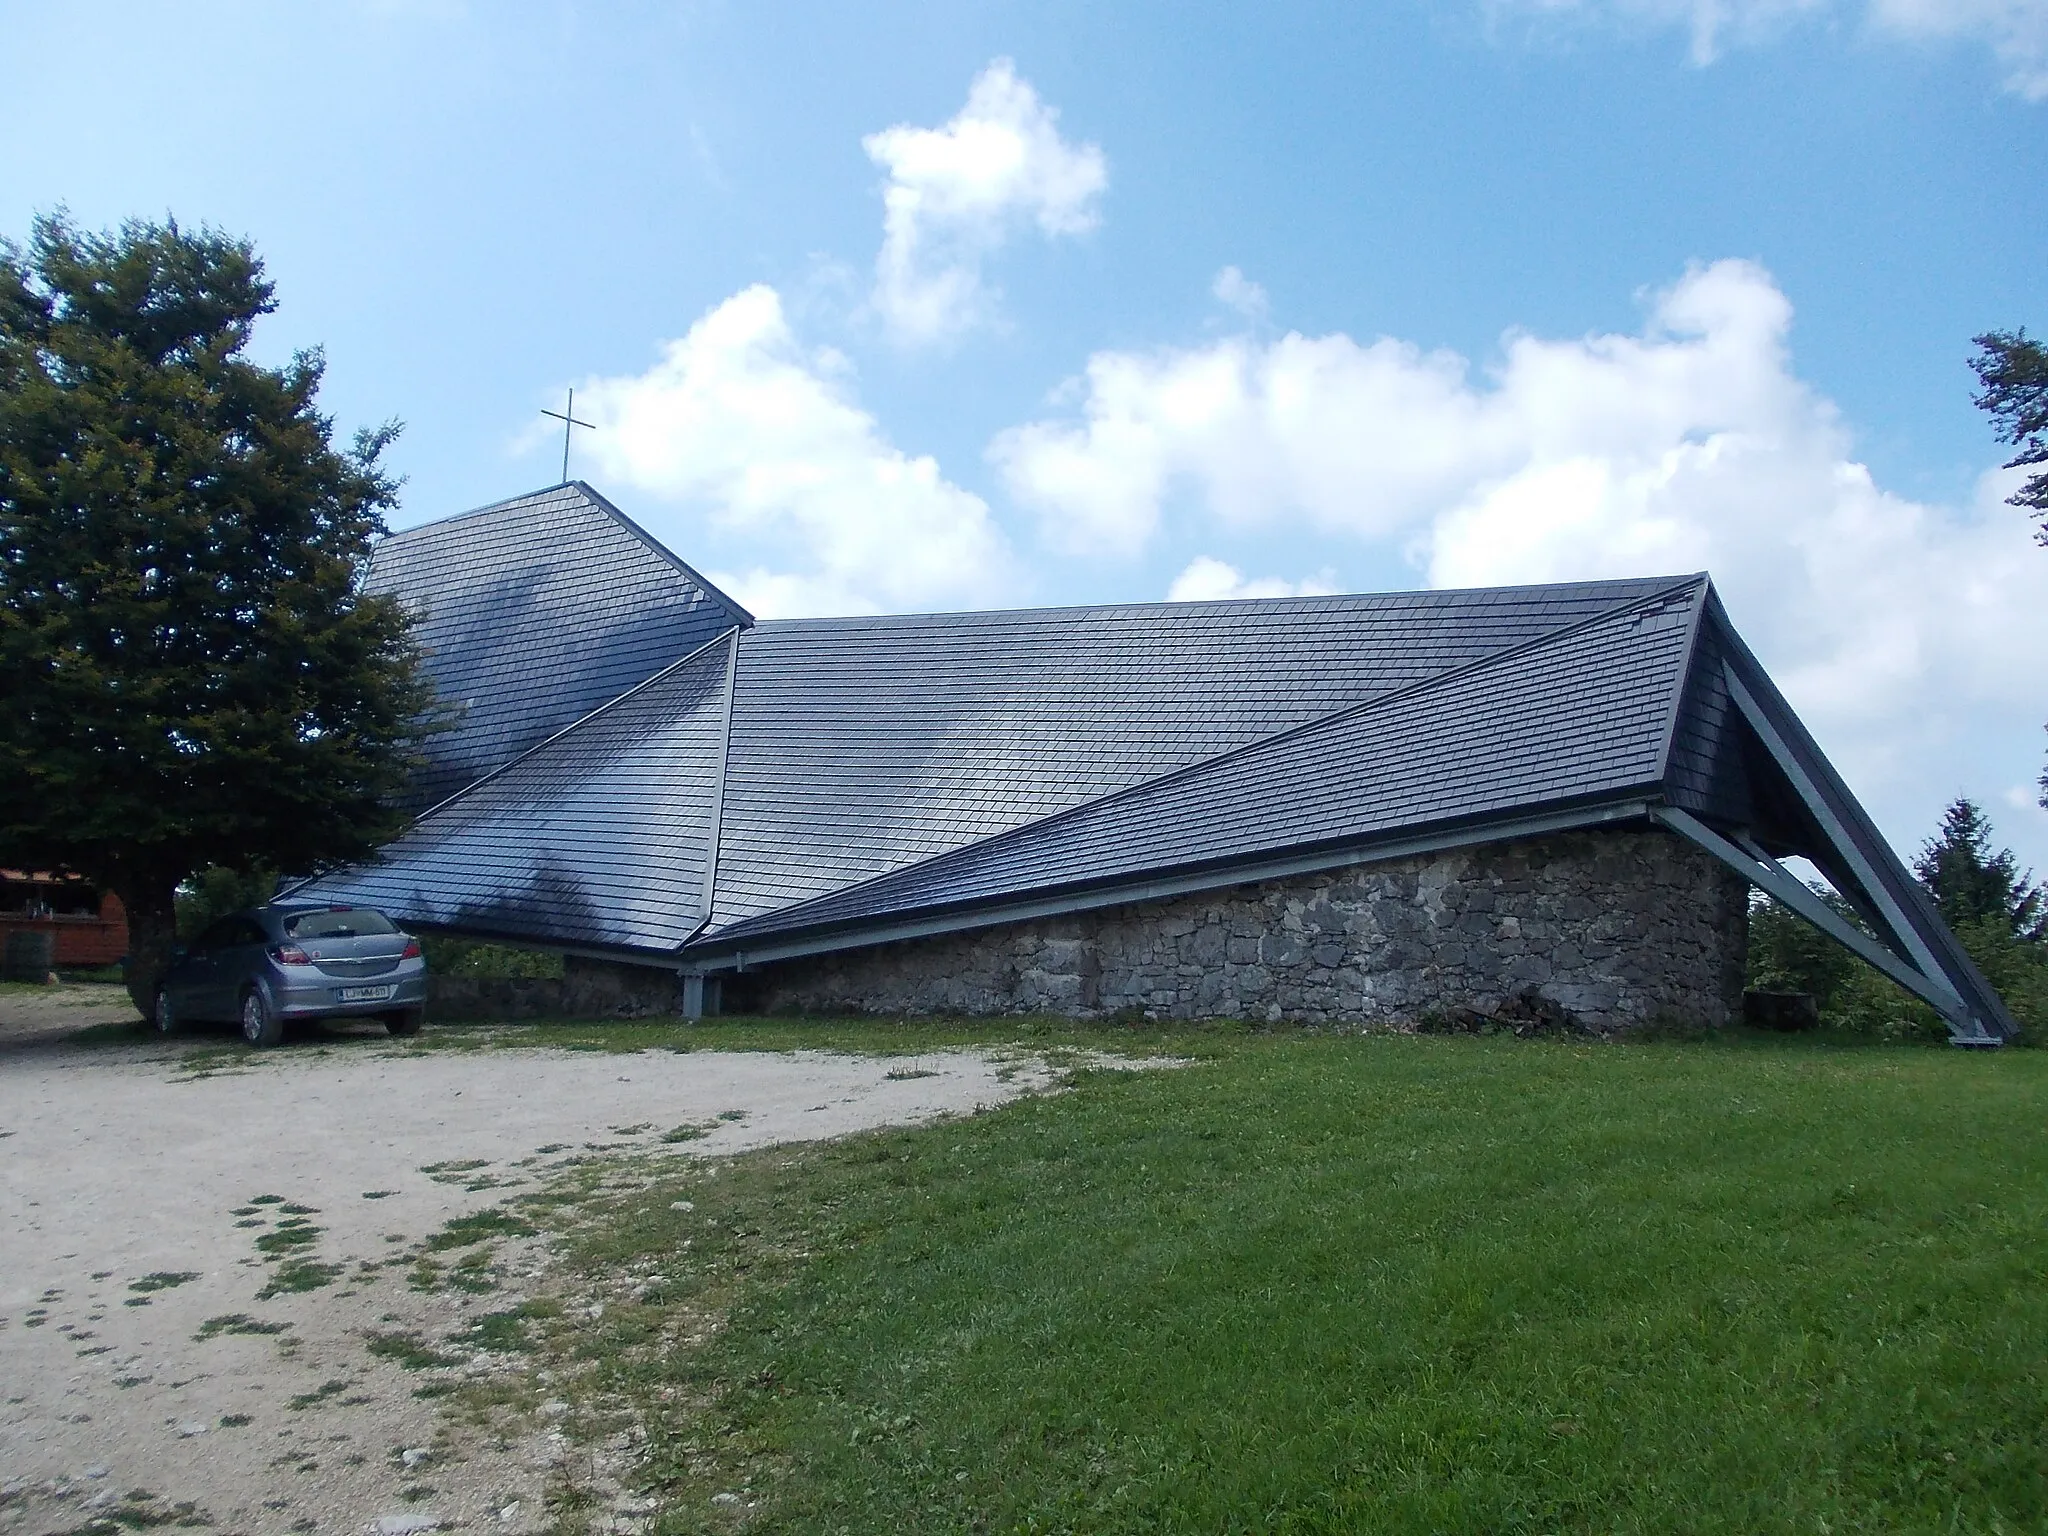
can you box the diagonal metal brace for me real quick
[1720,669,1953,988]
[1650,806,1978,1033]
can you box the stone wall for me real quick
[734,830,1749,1034]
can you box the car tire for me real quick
[239,987,284,1048]
[154,988,178,1035]
[384,1008,424,1037]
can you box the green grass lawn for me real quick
[524,1032,2048,1534]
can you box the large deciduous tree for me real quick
[1971,329,2048,535]
[0,214,435,1015]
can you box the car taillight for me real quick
[401,938,422,960]
[271,944,313,965]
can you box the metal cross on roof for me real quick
[541,388,594,485]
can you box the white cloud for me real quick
[1166,556,1339,602]
[572,283,1013,618]
[863,59,1108,345]
[1871,0,2048,97]
[990,321,1496,557]
[991,260,2048,840]
[1486,0,2048,93]
[1211,266,1270,321]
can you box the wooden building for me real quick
[0,870,129,971]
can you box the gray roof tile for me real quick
[708,577,1691,929]
[371,482,749,807]
[701,583,1702,947]
[287,481,2012,1038]
[297,630,736,950]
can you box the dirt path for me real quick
[0,1006,1059,1534]
[0,982,140,1053]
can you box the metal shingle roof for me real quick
[296,630,737,951]
[707,577,1691,929]
[293,480,2013,1039]
[697,581,1703,949]
[370,482,749,808]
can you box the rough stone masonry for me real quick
[738,830,1751,1034]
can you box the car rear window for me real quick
[284,909,398,939]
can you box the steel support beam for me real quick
[1716,662,2006,1044]
[1651,806,1967,1020]
[1723,668,1952,985]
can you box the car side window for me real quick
[232,918,268,948]
[194,918,239,952]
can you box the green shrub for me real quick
[1747,893,2048,1042]
[418,936,564,978]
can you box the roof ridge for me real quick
[694,576,1705,947]
[1651,575,1715,785]
[376,484,752,626]
[569,481,755,628]
[377,481,593,544]
[376,480,755,630]
[740,573,1704,631]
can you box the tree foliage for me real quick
[1971,328,2048,534]
[1747,798,2048,1041]
[0,213,436,1013]
[175,865,281,943]
[1912,796,2045,938]
[1744,885,1862,1005]
[418,935,565,978]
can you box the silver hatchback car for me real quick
[154,903,428,1046]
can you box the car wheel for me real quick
[384,1008,424,1037]
[240,987,284,1048]
[154,988,178,1035]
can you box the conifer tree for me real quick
[1970,332,2048,805]
[0,214,435,1015]
[1912,797,2044,939]
[1971,329,2048,534]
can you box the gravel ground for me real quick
[0,988,1061,1534]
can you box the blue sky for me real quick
[5,0,2045,866]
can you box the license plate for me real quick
[340,984,397,1002]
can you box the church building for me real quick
[289,483,2014,1044]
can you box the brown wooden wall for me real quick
[0,891,129,968]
